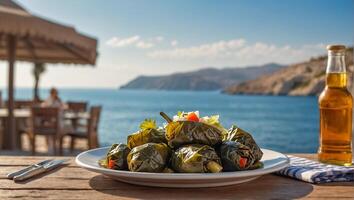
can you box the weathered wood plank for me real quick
[0,166,96,179]
[0,156,77,167]
[0,190,133,200]
[0,181,353,200]
[0,154,353,200]
[0,174,353,198]
[0,174,298,190]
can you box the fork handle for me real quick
[13,166,46,181]
[7,165,37,179]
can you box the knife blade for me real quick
[44,159,70,170]
[7,159,53,179]
[13,159,69,181]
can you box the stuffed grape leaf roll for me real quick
[127,119,167,149]
[219,141,256,171]
[99,143,130,170]
[171,144,223,173]
[161,112,224,148]
[226,125,263,162]
[127,143,171,172]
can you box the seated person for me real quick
[41,88,69,154]
[41,88,67,109]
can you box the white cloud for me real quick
[147,39,325,66]
[136,41,154,49]
[149,39,246,58]
[155,36,164,42]
[171,40,178,46]
[106,35,140,47]
[106,35,165,49]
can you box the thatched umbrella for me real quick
[0,0,98,150]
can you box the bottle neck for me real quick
[326,52,347,88]
[326,52,346,73]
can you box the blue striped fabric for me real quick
[276,155,354,184]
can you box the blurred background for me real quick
[0,0,353,155]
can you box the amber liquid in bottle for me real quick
[318,46,353,166]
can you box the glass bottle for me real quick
[318,45,353,166]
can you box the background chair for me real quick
[66,101,88,129]
[59,106,101,155]
[67,101,88,112]
[27,107,61,155]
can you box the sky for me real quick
[0,0,353,88]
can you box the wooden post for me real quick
[4,35,17,150]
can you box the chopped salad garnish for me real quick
[186,112,199,122]
[239,157,247,168]
[173,111,227,133]
[108,159,115,169]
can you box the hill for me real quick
[224,48,353,96]
[120,63,282,90]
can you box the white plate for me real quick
[76,147,289,188]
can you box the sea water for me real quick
[4,88,319,153]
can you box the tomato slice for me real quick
[239,157,247,168]
[108,159,115,169]
[186,112,199,122]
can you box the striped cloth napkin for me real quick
[276,155,354,184]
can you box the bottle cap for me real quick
[327,44,346,52]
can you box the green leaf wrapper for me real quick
[100,143,130,170]
[127,143,171,172]
[219,141,256,171]
[165,121,223,148]
[171,144,222,173]
[127,119,166,149]
[226,125,263,162]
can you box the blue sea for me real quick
[4,88,319,153]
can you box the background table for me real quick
[0,109,31,149]
[0,154,353,199]
[0,108,90,149]
[0,108,31,119]
[0,108,90,119]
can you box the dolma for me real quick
[127,119,166,149]
[99,143,130,170]
[171,144,223,173]
[160,112,223,148]
[219,141,256,171]
[127,143,171,172]
[226,125,263,161]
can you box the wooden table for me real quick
[0,154,353,199]
[0,108,90,119]
[0,108,90,149]
[0,109,31,149]
[0,108,31,119]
